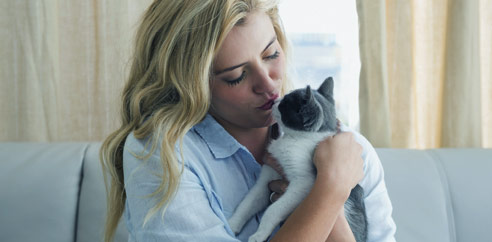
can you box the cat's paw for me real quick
[248,231,270,242]
[227,216,243,235]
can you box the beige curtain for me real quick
[0,0,152,142]
[357,0,492,148]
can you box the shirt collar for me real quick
[193,114,244,159]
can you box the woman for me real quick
[101,0,396,241]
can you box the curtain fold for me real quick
[357,0,492,148]
[1,0,152,142]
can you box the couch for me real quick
[0,142,491,242]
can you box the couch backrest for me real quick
[1,143,491,242]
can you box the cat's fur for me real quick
[228,77,367,242]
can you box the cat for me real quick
[228,77,367,242]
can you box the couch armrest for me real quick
[377,148,492,242]
[76,142,128,242]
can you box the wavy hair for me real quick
[100,0,290,241]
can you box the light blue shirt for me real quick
[123,114,397,242]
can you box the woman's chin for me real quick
[261,113,276,128]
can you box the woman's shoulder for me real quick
[339,124,376,154]
[339,124,384,179]
[123,127,211,166]
[123,131,159,159]
[124,128,207,155]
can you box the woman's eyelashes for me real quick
[226,71,246,86]
[225,50,280,86]
[265,50,280,60]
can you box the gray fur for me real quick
[278,77,338,132]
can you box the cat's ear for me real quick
[301,86,318,129]
[304,85,318,107]
[304,85,313,102]
[318,77,334,99]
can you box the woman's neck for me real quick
[208,114,273,164]
[232,127,270,164]
[214,122,270,164]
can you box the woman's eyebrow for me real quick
[214,35,277,75]
[214,62,248,75]
[262,35,276,53]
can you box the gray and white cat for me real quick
[228,77,367,242]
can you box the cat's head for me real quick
[273,77,337,134]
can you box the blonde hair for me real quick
[100,0,290,241]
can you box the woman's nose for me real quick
[252,65,277,95]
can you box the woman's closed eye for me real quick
[265,50,279,60]
[225,50,280,86]
[226,71,246,86]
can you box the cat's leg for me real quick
[228,165,281,234]
[344,184,367,242]
[248,176,315,242]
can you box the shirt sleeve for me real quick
[347,128,397,242]
[123,138,241,242]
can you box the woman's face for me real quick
[210,11,285,132]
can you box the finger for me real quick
[268,179,288,194]
[271,192,281,203]
[268,179,289,194]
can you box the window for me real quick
[279,0,360,131]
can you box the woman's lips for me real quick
[258,95,279,110]
[258,100,275,110]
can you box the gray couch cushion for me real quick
[378,148,492,242]
[0,143,86,242]
[377,149,454,242]
[76,143,128,242]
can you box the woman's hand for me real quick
[268,179,288,203]
[263,153,289,203]
[313,132,364,198]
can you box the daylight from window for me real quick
[279,0,360,130]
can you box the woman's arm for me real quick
[123,137,242,242]
[268,129,397,242]
[325,209,356,242]
[270,176,351,241]
[268,181,357,242]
